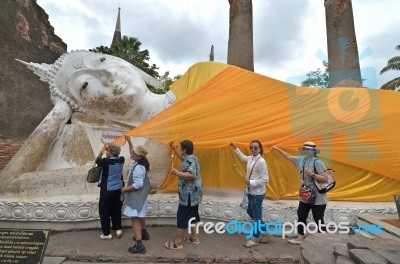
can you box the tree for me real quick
[301,61,368,88]
[90,36,159,79]
[301,61,329,88]
[90,36,181,94]
[89,45,111,54]
[150,72,182,94]
[380,44,400,91]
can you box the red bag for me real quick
[299,184,316,204]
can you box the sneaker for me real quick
[288,239,303,245]
[128,244,146,254]
[242,239,258,248]
[133,230,150,241]
[100,234,112,240]
[259,234,273,244]
[116,230,122,238]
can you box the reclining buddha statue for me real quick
[0,51,175,197]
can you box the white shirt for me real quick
[128,162,146,190]
[235,148,269,195]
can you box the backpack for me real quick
[313,160,336,193]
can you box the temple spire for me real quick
[209,45,214,61]
[111,7,121,48]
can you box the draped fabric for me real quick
[115,62,400,202]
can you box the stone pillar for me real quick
[325,0,362,87]
[227,0,254,72]
[395,194,400,219]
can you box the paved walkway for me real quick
[44,226,300,263]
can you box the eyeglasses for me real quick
[250,146,259,150]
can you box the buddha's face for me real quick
[55,52,147,119]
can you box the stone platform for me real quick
[0,190,397,231]
[301,233,400,264]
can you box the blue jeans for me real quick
[246,193,266,239]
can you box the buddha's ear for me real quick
[130,64,164,89]
[16,55,86,114]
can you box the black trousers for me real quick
[99,189,122,235]
[297,201,327,235]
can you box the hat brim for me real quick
[131,147,147,156]
[299,146,320,154]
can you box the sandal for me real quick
[184,237,200,245]
[164,240,183,250]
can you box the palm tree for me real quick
[109,36,160,79]
[380,44,400,91]
[90,36,182,93]
[90,36,159,79]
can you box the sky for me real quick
[36,0,399,88]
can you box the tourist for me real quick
[96,143,125,240]
[165,140,203,250]
[272,142,329,245]
[122,136,151,254]
[230,140,273,248]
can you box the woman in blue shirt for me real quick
[96,143,124,240]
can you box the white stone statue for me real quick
[0,51,175,197]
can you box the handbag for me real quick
[298,159,316,204]
[240,186,249,210]
[87,163,102,183]
[299,184,316,204]
[312,160,336,193]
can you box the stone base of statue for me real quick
[0,191,397,234]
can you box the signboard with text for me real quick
[0,229,50,264]
[101,130,125,143]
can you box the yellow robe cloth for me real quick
[115,62,400,202]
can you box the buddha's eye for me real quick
[100,58,106,62]
[82,82,88,89]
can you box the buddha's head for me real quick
[19,51,159,120]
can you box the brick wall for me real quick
[0,137,25,171]
[0,0,67,138]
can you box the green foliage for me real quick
[147,72,182,94]
[301,61,329,88]
[90,36,181,94]
[380,44,400,91]
[301,61,367,88]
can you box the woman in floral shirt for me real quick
[165,140,203,250]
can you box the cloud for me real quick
[36,0,400,87]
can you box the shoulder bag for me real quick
[312,160,336,193]
[87,163,102,183]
